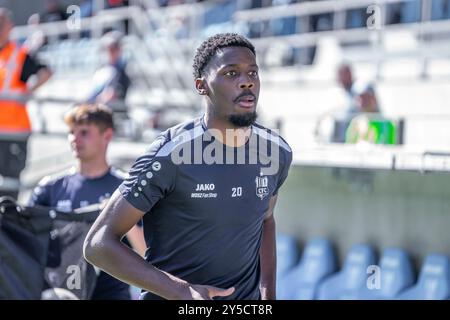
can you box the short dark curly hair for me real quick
[64,103,114,132]
[192,33,256,79]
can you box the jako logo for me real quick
[195,183,215,191]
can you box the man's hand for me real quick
[184,284,235,300]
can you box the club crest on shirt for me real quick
[255,176,269,200]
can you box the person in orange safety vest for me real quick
[0,8,52,199]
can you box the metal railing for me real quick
[11,1,450,72]
[11,6,199,108]
[231,0,450,74]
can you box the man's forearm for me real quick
[84,236,188,300]
[260,216,276,300]
[29,68,52,92]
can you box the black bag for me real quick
[0,196,52,299]
[43,205,100,300]
[0,197,101,300]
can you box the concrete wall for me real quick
[275,164,450,269]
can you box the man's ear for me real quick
[103,127,114,143]
[195,78,208,95]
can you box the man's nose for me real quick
[239,75,254,89]
[69,133,79,143]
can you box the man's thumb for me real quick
[208,286,235,298]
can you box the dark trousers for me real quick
[0,136,29,200]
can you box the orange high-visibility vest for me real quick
[0,41,31,133]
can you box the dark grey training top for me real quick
[119,117,292,300]
[29,167,126,212]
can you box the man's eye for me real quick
[249,71,258,77]
[81,130,89,137]
[225,71,237,76]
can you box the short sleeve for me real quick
[119,136,177,213]
[20,54,48,83]
[272,149,293,196]
[28,177,52,207]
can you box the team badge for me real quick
[255,176,269,200]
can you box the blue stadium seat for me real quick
[396,254,450,300]
[276,233,300,294]
[401,0,422,23]
[270,16,297,36]
[317,244,377,300]
[269,0,298,36]
[358,248,415,299]
[278,237,337,300]
[431,0,450,20]
[203,0,237,27]
[346,8,366,29]
[276,233,300,278]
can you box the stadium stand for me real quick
[275,235,450,300]
[317,243,377,300]
[275,233,300,294]
[278,237,337,300]
[397,254,450,300]
[7,0,450,151]
[358,248,416,299]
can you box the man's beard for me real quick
[228,111,257,127]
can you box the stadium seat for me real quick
[401,0,422,23]
[358,248,415,299]
[276,233,300,293]
[203,0,237,26]
[396,254,450,300]
[346,8,365,29]
[276,233,300,276]
[317,244,377,300]
[270,16,297,36]
[431,0,450,20]
[278,237,337,300]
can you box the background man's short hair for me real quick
[64,104,114,132]
[192,33,256,79]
